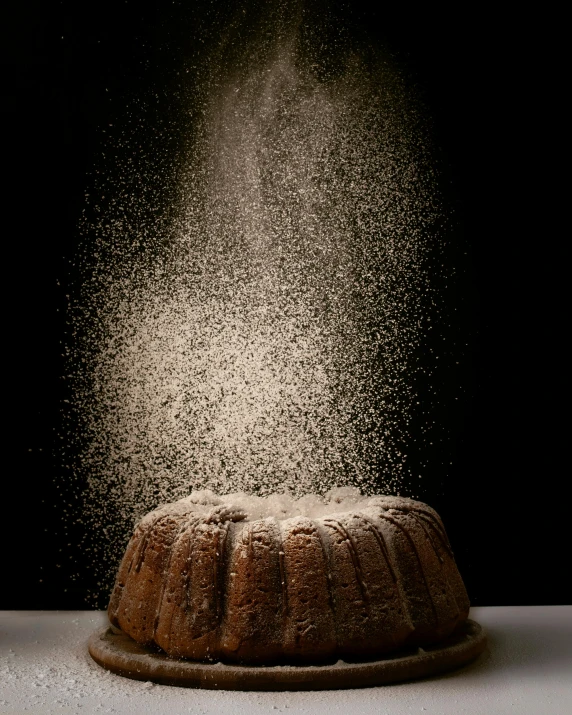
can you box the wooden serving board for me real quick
[88,619,486,691]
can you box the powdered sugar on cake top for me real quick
[157,486,409,522]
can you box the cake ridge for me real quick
[322,516,369,605]
[408,511,445,564]
[414,511,453,556]
[134,514,172,573]
[165,520,195,648]
[356,513,398,584]
[153,517,193,638]
[374,510,439,625]
[311,520,336,621]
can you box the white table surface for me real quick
[1,606,571,714]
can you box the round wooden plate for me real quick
[88,619,486,690]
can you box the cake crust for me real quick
[108,490,470,664]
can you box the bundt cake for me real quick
[108,488,470,665]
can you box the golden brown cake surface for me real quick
[108,489,469,664]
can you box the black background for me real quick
[4,1,567,608]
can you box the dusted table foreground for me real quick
[1,606,571,714]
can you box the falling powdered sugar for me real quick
[60,2,449,605]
